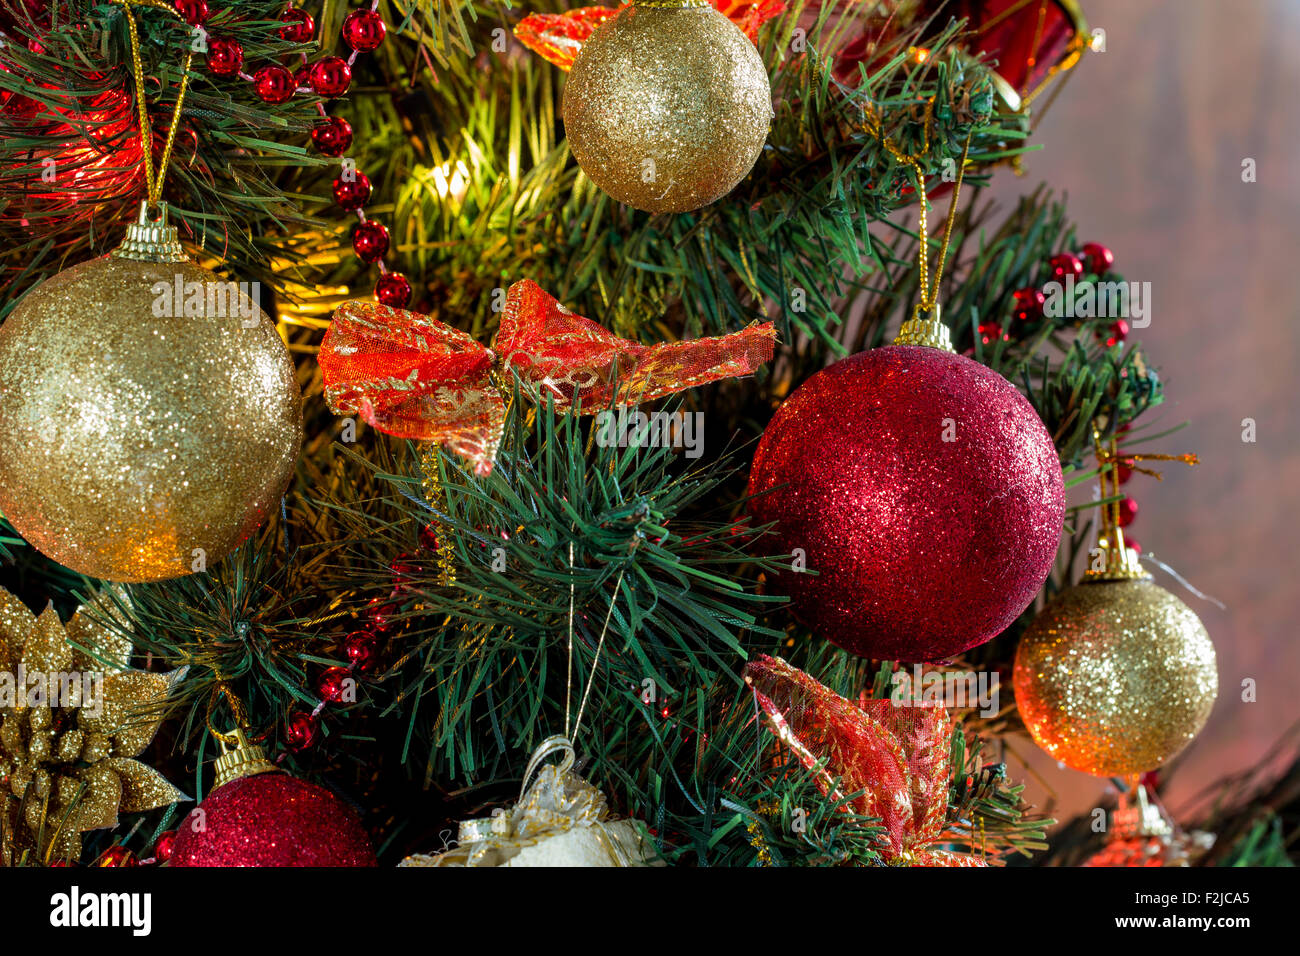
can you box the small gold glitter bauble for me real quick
[0,246,302,582]
[562,2,773,214]
[1013,577,1218,777]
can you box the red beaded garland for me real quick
[174,0,207,25]
[153,830,177,863]
[1048,252,1084,281]
[342,8,387,51]
[278,5,315,43]
[309,56,352,98]
[253,65,296,104]
[1012,287,1046,323]
[97,845,137,867]
[285,711,320,751]
[318,666,354,703]
[1080,241,1115,276]
[374,272,412,307]
[311,116,353,156]
[342,630,380,673]
[206,37,244,77]
[332,170,372,210]
[1117,496,1138,527]
[1104,319,1130,347]
[352,220,390,262]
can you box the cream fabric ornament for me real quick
[400,736,663,867]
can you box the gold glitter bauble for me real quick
[0,255,302,582]
[562,2,773,214]
[1013,577,1218,777]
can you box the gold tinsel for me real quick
[0,253,303,582]
[0,588,187,865]
[1013,577,1218,777]
[561,2,772,213]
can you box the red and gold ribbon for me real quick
[319,279,776,475]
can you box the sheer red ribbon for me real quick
[744,655,987,867]
[319,279,776,476]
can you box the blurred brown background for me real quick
[984,0,1300,825]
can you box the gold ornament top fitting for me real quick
[893,302,955,353]
[1111,783,1173,840]
[212,727,279,789]
[1084,531,1150,582]
[112,200,189,263]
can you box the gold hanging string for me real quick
[110,0,196,208]
[204,679,250,745]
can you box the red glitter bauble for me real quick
[253,65,295,104]
[1080,241,1114,276]
[311,116,352,156]
[351,220,389,262]
[278,5,315,42]
[748,345,1064,662]
[374,271,412,308]
[332,170,371,210]
[342,8,387,51]
[206,37,244,77]
[170,773,376,867]
[308,56,352,98]
[174,0,207,25]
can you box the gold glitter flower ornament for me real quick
[0,588,187,865]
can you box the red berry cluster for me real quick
[193,1,411,308]
[988,241,1121,345]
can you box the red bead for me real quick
[174,0,208,25]
[253,65,296,104]
[342,631,380,673]
[342,8,387,51]
[309,56,352,98]
[278,5,315,43]
[374,272,412,308]
[1116,460,1133,484]
[206,37,244,77]
[352,220,390,262]
[1104,319,1130,347]
[1125,537,1141,555]
[977,321,1009,345]
[1048,252,1084,281]
[366,595,396,631]
[98,846,136,867]
[332,170,371,210]
[318,666,354,703]
[1012,287,1046,322]
[1117,497,1138,527]
[389,551,423,588]
[153,830,177,863]
[311,116,352,156]
[285,711,319,751]
[293,63,312,89]
[1080,242,1114,276]
[418,523,441,551]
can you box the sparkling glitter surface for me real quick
[0,255,303,581]
[170,773,377,867]
[1014,577,1218,777]
[747,345,1065,662]
[561,4,772,213]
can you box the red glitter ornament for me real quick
[748,345,1064,662]
[1048,252,1084,281]
[278,5,315,42]
[318,666,354,702]
[206,37,244,77]
[285,711,319,751]
[253,65,296,104]
[308,56,352,98]
[174,0,207,25]
[374,271,412,308]
[332,170,371,210]
[342,630,380,673]
[153,830,177,863]
[311,116,353,156]
[1012,287,1046,323]
[170,773,376,867]
[1117,496,1138,527]
[351,220,389,262]
[1081,241,1115,276]
[342,8,387,51]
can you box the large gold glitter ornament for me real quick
[0,587,187,865]
[0,203,302,582]
[561,1,773,214]
[1013,576,1218,777]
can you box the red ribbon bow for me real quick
[743,655,988,867]
[319,280,776,476]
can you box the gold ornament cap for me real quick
[112,201,188,263]
[213,727,278,789]
[894,302,955,352]
[1111,783,1173,839]
[1085,531,1150,581]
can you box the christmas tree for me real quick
[0,0,1292,873]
